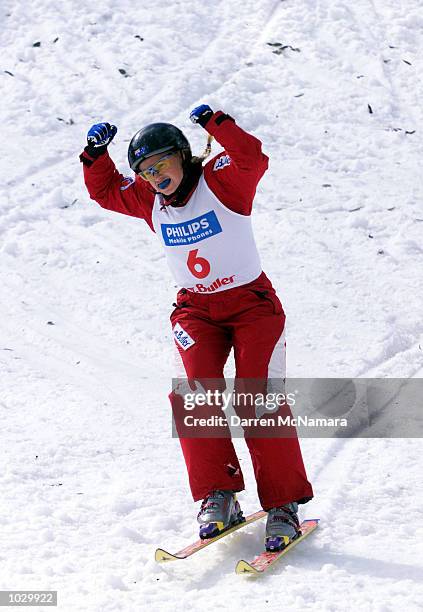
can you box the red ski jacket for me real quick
[80,111,269,231]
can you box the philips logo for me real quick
[173,323,195,350]
[213,155,231,171]
[161,210,222,246]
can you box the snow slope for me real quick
[1,0,422,610]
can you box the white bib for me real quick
[151,175,262,293]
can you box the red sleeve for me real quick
[80,149,155,231]
[202,111,269,215]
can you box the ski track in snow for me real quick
[1,0,422,610]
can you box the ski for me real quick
[235,518,319,575]
[155,510,266,563]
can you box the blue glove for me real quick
[86,122,117,158]
[190,104,213,127]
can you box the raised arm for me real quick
[80,122,155,230]
[190,106,269,215]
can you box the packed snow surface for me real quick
[1,0,422,610]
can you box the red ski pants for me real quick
[169,272,313,510]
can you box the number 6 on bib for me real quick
[187,249,211,279]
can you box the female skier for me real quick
[80,105,313,551]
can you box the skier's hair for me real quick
[191,134,213,164]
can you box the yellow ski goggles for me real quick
[137,153,176,181]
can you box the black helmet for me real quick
[128,122,191,172]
